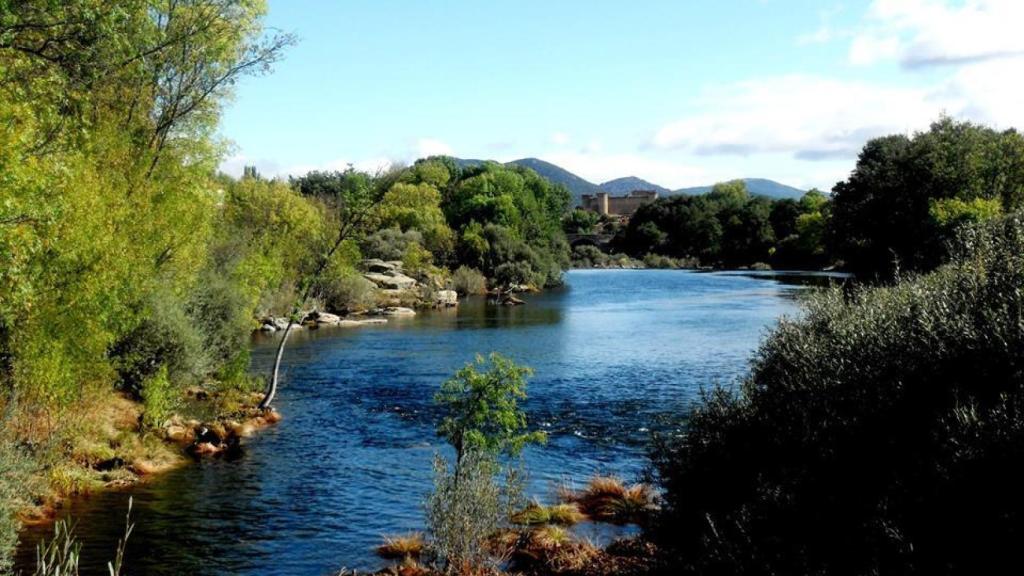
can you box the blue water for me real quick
[16,269,830,575]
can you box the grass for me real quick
[376,532,426,560]
[511,501,586,526]
[560,476,657,525]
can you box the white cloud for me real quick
[414,138,453,158]
[550,131,571,146]
[853,0,1024,67]
[651,75,937,160]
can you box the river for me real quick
[16,269,840,575]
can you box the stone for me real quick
[382,307,416,316]
[164,424,192,443]
[313,311,341,324]
[434,289,458,307]
[273,317,290,330]
[363,272,417,290]
[361,258,400,273]
[260,323,277,332]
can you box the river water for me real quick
[16,269,838,575]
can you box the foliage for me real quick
[318,266,378,313]
[425,452,523,574]
[615,181,828,269]
[451,266,488,296]
[435,354,545,464]
[562,209,601,234]
[1,440,37,572]
[140,366,176,431]
[651,212,1024,575]
[829,116,1024,279]
[362,227,425,262]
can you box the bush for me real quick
[451,266,487,296]
[110,293,206,397]
[319,268,378,313]
[425,452,522,573]
[140,366,177,430]
[651,212,1024,575]
[362,227,424,262]
[1,441,37,572]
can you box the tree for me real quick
[258,168,390,409]
[435,353,545,465]
[829,117,1024,279]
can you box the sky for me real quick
[219,0,1024,191]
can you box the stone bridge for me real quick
[566,233,614,250]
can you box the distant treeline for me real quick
[566,117,1024,279]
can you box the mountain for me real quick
[445,157,805,205]
[673,178,805,200]
[506,158,602,201]
[599,176,671,196]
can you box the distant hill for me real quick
[444,156,805,205]
[673,178,805,200]
[507,158,602,201]
[599,176,671,196]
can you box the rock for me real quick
[501,294,525,306]
[381,307,416,316]
[338,318,387,327]
[195,425,222,446]
[164,424,192,443]
[273,317,290,330]
[363,272,418,290]
[260,323,277,332]
[434,289,458,307]
[312,311,341,325]
[360,258,400,274]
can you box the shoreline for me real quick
[14,387,282,532]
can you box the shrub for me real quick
[362,227,424,262]
[141,366,177,430]
[425,452,522,573]
[1,441,37,572]
[651,212,1024,575]
[451,266,487,296]
[110,293,207,397]
[320,268,378,314]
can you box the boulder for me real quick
[313,311,341,325]
[339,318,388,327]
[381,307,416,316]
[273,317,290,330]
[435,289,458,307]
[260,322,277,332]
[363,272,417,290]
[361,258,400,274]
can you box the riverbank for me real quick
[12,384,281,532]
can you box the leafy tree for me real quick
[436,353,545,465]
[829,117,1024,279]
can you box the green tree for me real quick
[436,353,545,465]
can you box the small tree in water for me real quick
[435,353,546,465]
[427,353,545,573]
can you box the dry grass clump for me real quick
[376,532,426,560]
[560,476,657,525]
[511,501,586,526]
[509,525,602,574]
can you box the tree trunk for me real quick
[259,319,294,410]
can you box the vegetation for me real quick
[612,181,830,269]
[426,354,543,573]
[829,117,1024,280]
[650,212,1024,575]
